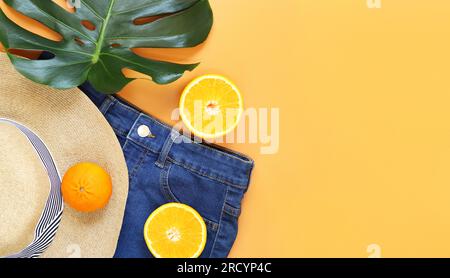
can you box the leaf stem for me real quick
[92,0,116,64]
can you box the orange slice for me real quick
[179,74,243,139]
[144,203,207,258]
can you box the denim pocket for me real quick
[159,162,228,230]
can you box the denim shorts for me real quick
[80,83,255,258]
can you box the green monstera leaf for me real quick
[0,0,213,94]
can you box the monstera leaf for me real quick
[0,0,213,94]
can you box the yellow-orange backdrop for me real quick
[2,0,450,257]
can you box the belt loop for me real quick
[155,130,180,168]
[98,96,115,115]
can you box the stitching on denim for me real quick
[127,136,160,154]
[98,97,114,115]
[137,112,168,130]
[112,96,253,165]
[159,163,175,202]
[223,209,237,218]
[112,127,128,138]
[126,114,143,141]
[223,203,241,218]
[140,112,174,130]
[244,160,255,193]
[209,186,229,258]
[126,136,249,189]
[167,157,248,190]
[159,163,219,231]
[113,97,142,116]
[111,95,254,170]
[127,138,248,189]
[194,142,253,164]
[156,132,175,168]
[122,138,129,152]
[125,138,243,219]
[128,148,149,184]
[206,218,219,232]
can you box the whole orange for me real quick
[61,162,112,212]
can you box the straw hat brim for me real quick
[0,53,129,258]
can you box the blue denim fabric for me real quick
[80,83,254,258]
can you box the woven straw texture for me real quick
[0,54,129,258]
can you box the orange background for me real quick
[3,0,450,257]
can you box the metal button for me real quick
[137,125,151,138]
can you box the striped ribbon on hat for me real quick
[0,118,63,258]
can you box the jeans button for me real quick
[137,125,151,138]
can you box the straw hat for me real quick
[0,53,129,258]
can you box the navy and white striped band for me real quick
[0,118,63,258]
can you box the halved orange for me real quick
[179,74,243,139]
[144,203,207,258]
